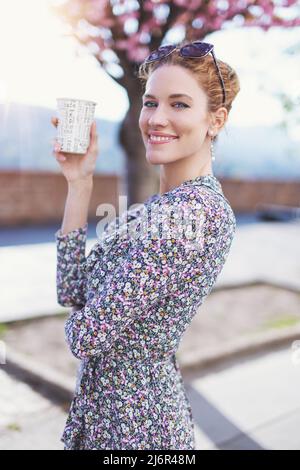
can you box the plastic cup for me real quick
[56,97,97,154]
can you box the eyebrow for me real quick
[142,93,193,101]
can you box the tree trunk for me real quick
[118,97,159,208]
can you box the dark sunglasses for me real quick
[144,41,226,106]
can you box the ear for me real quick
[209,107,228,135]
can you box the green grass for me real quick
[0,323,7,337]
[6,422,21,432]
[261,315,300,330]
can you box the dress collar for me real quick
[148,174,224,202]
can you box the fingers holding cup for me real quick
[87,121,99,155]
[51,116,59,128]
[52,139,66,162]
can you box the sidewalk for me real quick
[186,344,300,450]
[219,219,300,292]
[0,369,66,450]
[0,233,98,322]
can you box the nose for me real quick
[147,105,169,127]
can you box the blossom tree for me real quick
[51,0,300,204]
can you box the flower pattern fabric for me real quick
[55,175,236,450]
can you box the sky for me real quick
[0,0,299,139]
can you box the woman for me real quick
[52,40,240,450]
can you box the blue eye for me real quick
[143,101,189,109]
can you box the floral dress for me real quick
[55,174,236,450]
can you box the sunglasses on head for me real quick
[144,41,226,106]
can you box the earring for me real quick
[208,130,216,161]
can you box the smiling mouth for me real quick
[147,135,179,144]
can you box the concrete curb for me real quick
[2,323,300,404]
[178,324,300,373]
[4,347,74,402]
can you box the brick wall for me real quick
[0,171,120,226]
[220,178,300,212]
[0,172,299,226]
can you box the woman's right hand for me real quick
[51,117,99,184]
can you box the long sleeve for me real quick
[64,190,236,360]
[55,222,89,307]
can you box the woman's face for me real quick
[139,64,211,165]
